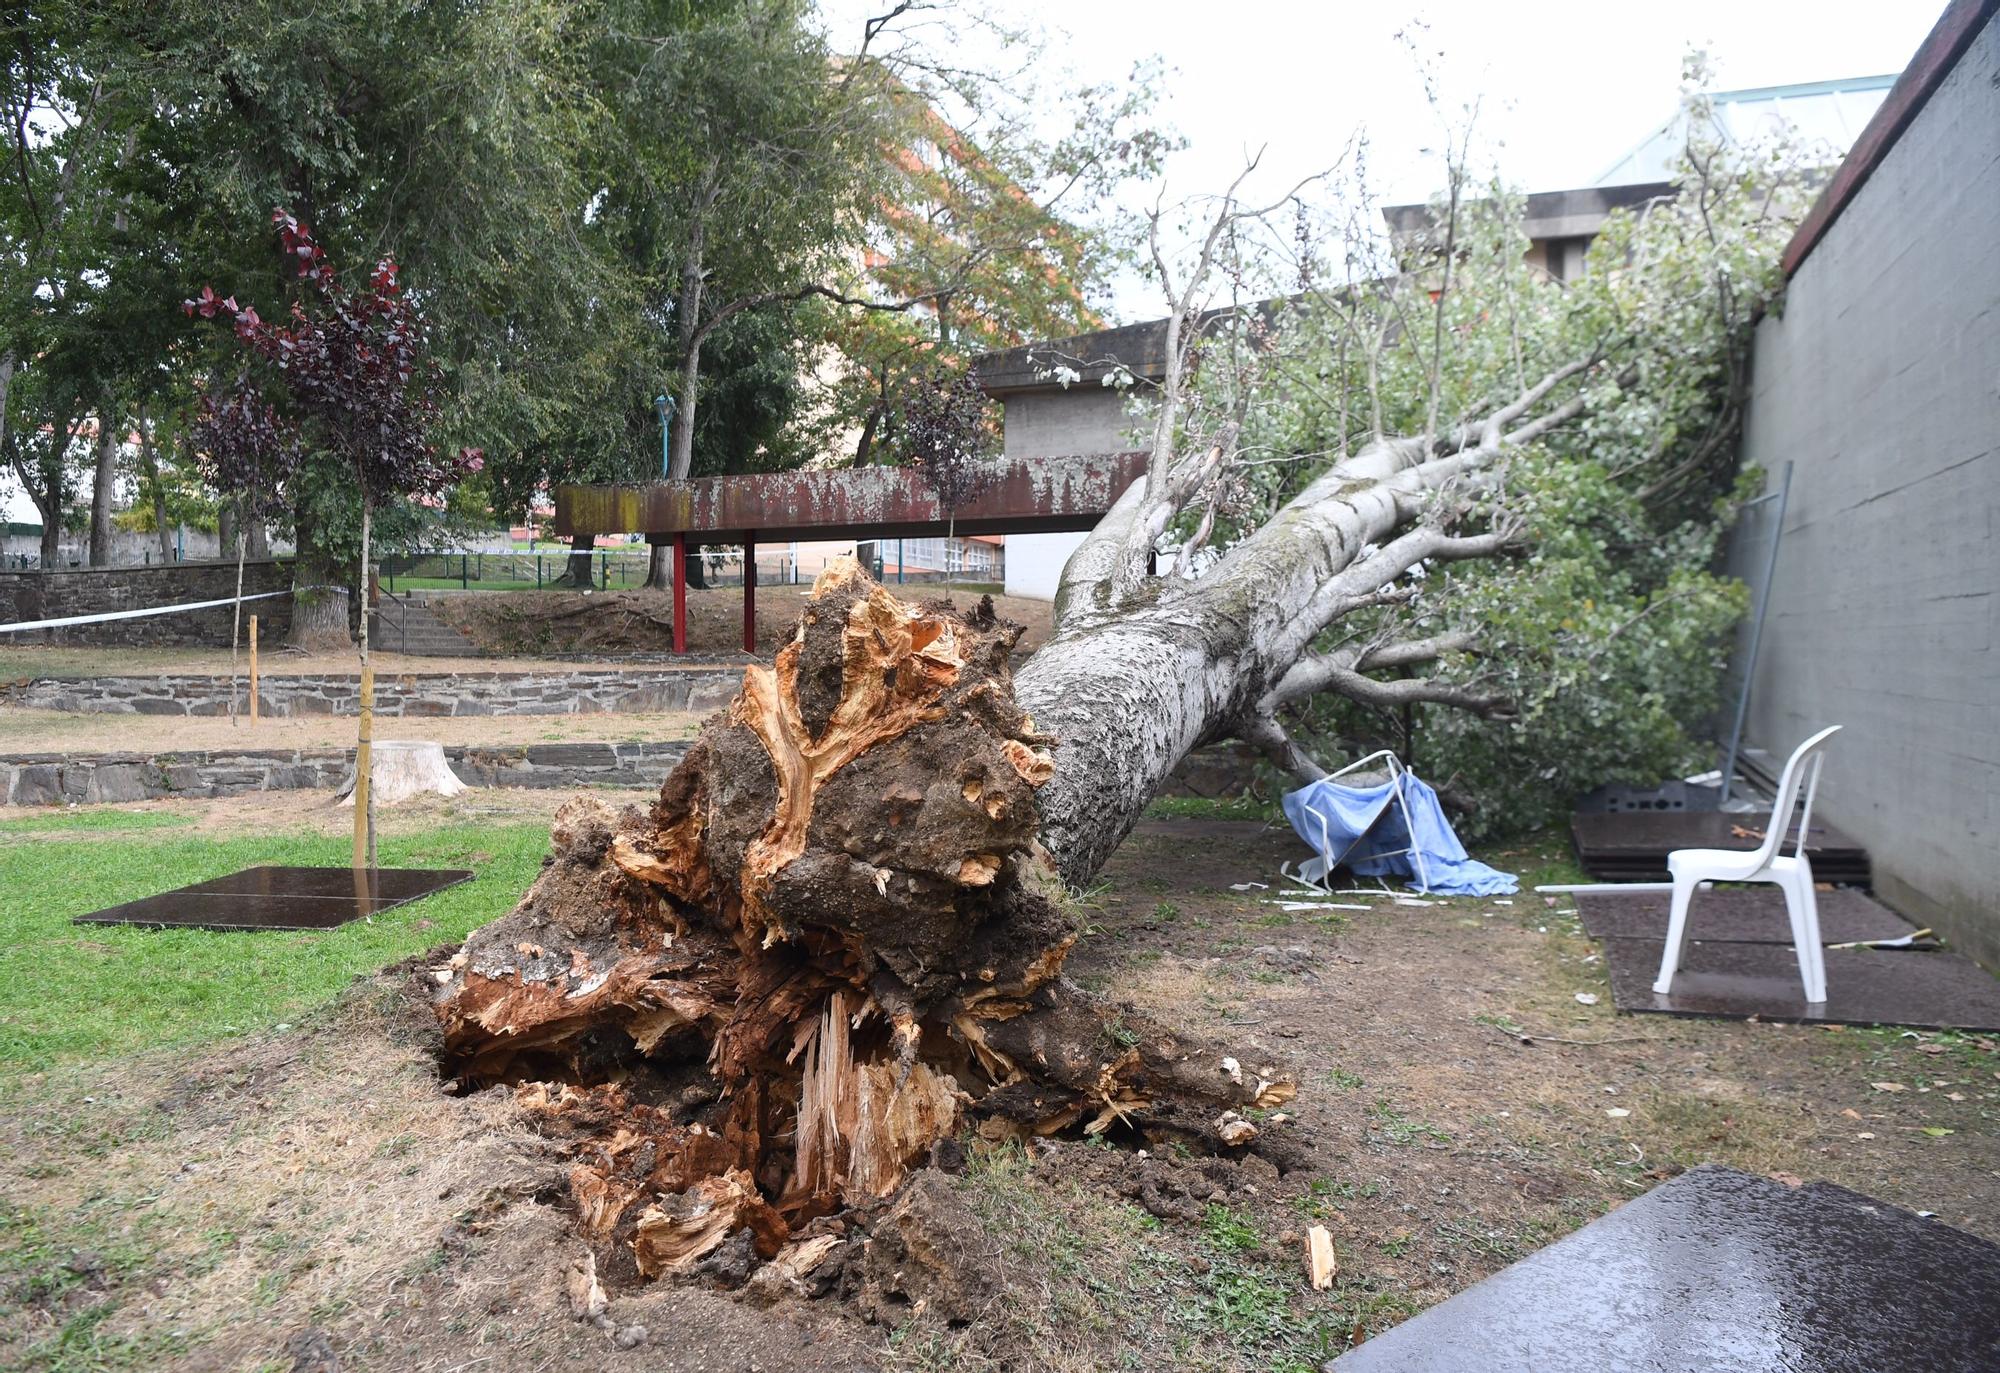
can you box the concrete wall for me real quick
[998,387,1134,460]
[1734,12,2000,966]
[1004,531,1088,601]
[994,386,1142,600]
[0,560,294,645]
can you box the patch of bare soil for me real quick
[0,707,702,756]
[431,585,1055,660]
[0,643,653,681]
[4,816,1994,1372]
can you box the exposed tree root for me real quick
[430,559,1297,1288]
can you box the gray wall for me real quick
[0,560,295,645]
[998,386,1134,459]
[996,387,1148,598]
[1735,13,2000,967]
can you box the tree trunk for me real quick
[217,503,237,565]
[359,500,376,868]
[246,518,270,559]
[0,354,14,487]
[560,533,595,588]
[1017,435,1506,888]
[645,159,718,592]
[431,560,1296,1288]
[88,401,118,566]
[229,522,246,723]
[287,519,352,651]
[37,456,61,568]
[337,740,467,807]
[137,405,173,562]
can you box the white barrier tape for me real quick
[0,588,293,634]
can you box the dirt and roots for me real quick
[430,583,1055,660]
[426,560,1297,1303]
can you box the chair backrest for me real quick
[1751,725,1842,868]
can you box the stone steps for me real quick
[370,595,480,657]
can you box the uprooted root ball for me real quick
[427,558,1298,1289]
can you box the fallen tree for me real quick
[430,116,1806,1290]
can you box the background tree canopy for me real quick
[0,0,1153,590]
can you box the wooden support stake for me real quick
[248,615,260,723]
[353,663,374,870]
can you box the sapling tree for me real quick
[897,366,996,586]
[189,377,301,721]
[186,211,479,859]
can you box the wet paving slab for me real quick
[73,865,472,932]
[1330,1165,2000,1372]
[1600,936,2000,1032]
[1572,812,1870,884]
[1575,887,1918,945]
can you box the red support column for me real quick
[672,533,688,654]
[743,536,757,654]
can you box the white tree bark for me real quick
[1018,421,1540,888]
[337,740,468,808]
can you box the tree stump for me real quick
[427,559,1297,1288]
[337,739,468,807]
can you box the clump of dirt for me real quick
[430,583,1056,660]
[424,559,1300,1299]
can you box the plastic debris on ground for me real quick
[1281,771,1518,896]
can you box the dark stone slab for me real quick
[1601,936,2000,1031]
[174,865,473,904]
[1572,810,1867,858]
[73,865,472,932]
[1330,1165,2000,1373]
[1575,888,1917,945]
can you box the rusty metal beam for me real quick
[553,453,1149,542]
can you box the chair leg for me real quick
[1781,868,1827,1003]
[1652,873,1699,995]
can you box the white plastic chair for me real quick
[1295,749,1433,896]
[1653,725,1842,1003]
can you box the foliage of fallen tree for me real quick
[1014,106,1811,863]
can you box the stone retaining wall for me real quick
[0,740,692,805]
[1,737,1252,808]
[0,559,295,645]
[1,668,745,718]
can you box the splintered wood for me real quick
[1307,1224,1337,1290]
[431,558,1296,1286]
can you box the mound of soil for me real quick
[429,584,1056,661]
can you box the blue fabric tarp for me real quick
[1282,772,1518,896]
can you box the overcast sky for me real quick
[822,0,1939,320]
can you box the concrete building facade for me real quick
[1732,0,1999,965]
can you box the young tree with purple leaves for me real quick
[897,366,996,588]
[185,211,480,859]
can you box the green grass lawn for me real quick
[0,820,550,1077]
[0,811,195,835]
